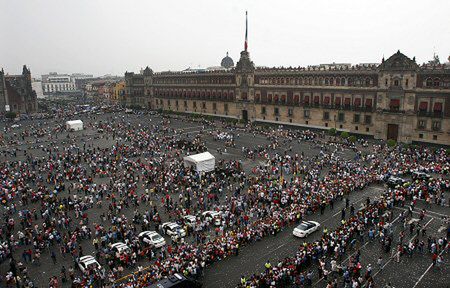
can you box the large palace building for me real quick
[123,19,450,145]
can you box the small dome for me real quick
[143,66,153,75]
[221,52,234,69]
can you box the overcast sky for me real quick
[1,0,449,77]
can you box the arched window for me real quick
[329,77,334,85]
[341,78,346,86]
[426,78,433,87]
[433,78,440,87]
[336,78,341,86]
[325,78,329,85]
[394,80,399,86]
[313,77,318,85]
[365,78,371,86]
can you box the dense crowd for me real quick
[0,109,448,288]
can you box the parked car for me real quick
[77,255,105,277]
[139,231,166,248]
[293,221,320,238]
[110,242,131,255]
[162,222,186,238]
[148,273,202,288]
[202,211,222,226]
[182,215,197,228]
[412,171,432,181]
[387,176,407,188]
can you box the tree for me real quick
[348,135,356,143]
[387,139,397,147]
[5,111,16,119]
[328,128,337,136]
[340,131,349,139]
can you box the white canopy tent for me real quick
[183,151,215,173]
[66,120,84,131]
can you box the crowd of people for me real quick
[0,107,448,288]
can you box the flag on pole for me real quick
[244,11,248,51]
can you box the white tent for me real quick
[183,151,215,173]
[66,120,84,131]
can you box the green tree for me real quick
[328,128,337,136]
[387,139,397,147]
[340,131,349,139]
[348,135,357,143]
[5,111,16,119]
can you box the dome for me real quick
[143,66,153,76]
[221,52,234,69]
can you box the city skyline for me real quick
[1,0,449,76]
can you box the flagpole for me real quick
[245,11,248,52]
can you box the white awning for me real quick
[183,151,215,173]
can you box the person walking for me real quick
[51,251,57,264]
[377,256,383,270]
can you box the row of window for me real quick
[417,119,441,131]
[418,134,439,141]
[154,76,234,85]
[425,78,444,87]
[157,99,229,112]
[417,101,444,113]
[258,76,374,87]
[255,94,374,108]
[44,83,76,91]
[388,99,444,113]
[154,89,235,100]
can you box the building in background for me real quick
[31,78,45,99]
[0,65,38,114]
[112,81,126,104]
[123,67,153,108]
[82,75,123,102]
[41,73,78,95]
[124,49,450,145]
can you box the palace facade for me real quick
[124,51,450,146]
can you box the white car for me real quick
[77,255,105,277]
[111,242,131,255]
[293,221,320,238]
[139,231,166,248]
[202,211,222,226]
[183,215,197,228]
[162,222,186,238]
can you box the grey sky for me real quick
[1,0,449,77]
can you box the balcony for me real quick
[353,106,375,112]
[382,108,405,114]
[432,126,442,132]
[417,111,443,118]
